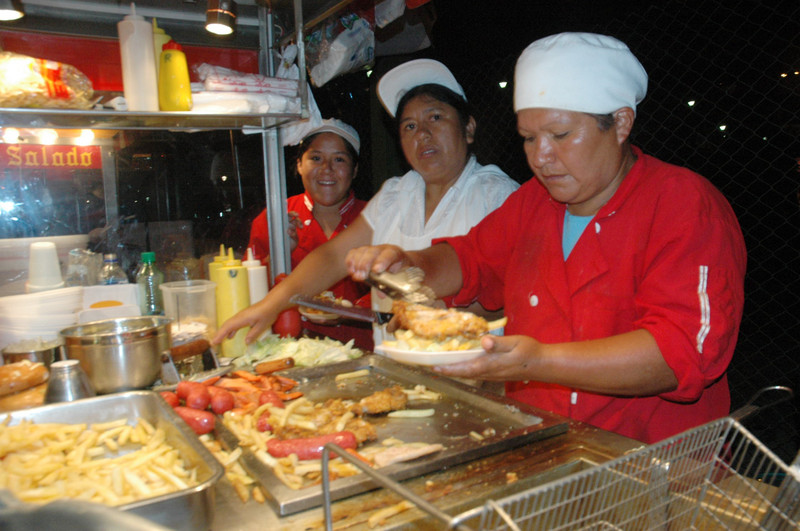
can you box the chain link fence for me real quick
[445,0,800,461]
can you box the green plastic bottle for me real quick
[136,251,164,315]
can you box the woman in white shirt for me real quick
[213,58,519,349]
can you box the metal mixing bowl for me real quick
[2,338,62,367]
[59,316,171,394]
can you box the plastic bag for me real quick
[0,52,94,109]
[305,0,375,88]
[277,44,323,146]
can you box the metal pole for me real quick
[258,4,291,279]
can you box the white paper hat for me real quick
[305,118,360,154]
[514,32,648,115]
[377,58,466,117]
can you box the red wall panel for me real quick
[0,30,259,92]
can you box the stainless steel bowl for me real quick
[59,316,171,394]
[2,338,62,367]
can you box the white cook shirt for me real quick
[361,155,519,345]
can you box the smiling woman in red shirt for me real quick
[248,119,371,349]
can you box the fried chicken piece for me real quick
[392,300,489,340]
[354,385,408,415]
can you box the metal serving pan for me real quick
[215,354,569,515]
[0,391,224,531]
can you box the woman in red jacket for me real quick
[248,119,372,348]
[345,33,747,444]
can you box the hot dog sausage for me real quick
[174,406,215,435]
[254,357,295,375]
[207,386,234,414]
[266,431,357,460]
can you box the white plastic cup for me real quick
[26,242,65,293]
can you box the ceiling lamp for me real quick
[206,0,236,36]
[0,0,24,21]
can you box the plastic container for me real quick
[215,249,249,357]
[117,3,158,111]
[160,279,216,341]
[99,253,129,285]
[135,251,164,315]
[25,241,65,293]
[242,247,268,304]
[152,17,171,77]
[158,39,192,111]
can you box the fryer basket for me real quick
[323,416,800,530]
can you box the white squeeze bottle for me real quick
[242,247,268,304]
[117,3,158,111]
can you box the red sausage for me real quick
[266,431,357,460]
[159,391,180,408]
[185,386,211,410]
[258,389,285,409]
[176,381,205,400]
[208,387,235,414]
[174,406,215,435]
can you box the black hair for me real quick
[589,112,615,131]
[395,83,472,132]
[297,131,359,165]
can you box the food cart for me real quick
[0,2,797,530]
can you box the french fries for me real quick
[0,417,200,506]
[384,329,482,352]
[200,434,265,504]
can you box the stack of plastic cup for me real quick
[25,242,65,293]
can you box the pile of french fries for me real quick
[0,417,200,506]
[384,329,482,352]
[199,434,265,503]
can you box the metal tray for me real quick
[215,354,569,515]
[0,391,225,531]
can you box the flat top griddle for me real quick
[215,354,569,515]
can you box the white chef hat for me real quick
[304,118,360,154]
[377,58,466,118]
[514,32,648,115]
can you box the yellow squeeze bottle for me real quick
[208,244,226,284]
[215,248,250,357]
[158,39,192,111]
[152,18,171,79]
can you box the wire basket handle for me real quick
[730,385,794,422]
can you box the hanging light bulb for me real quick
[2,127,20,144]
[0,0,24,21]
[76,129,95,146]
[206,0,237,35]
[38,129,58,145]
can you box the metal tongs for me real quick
[365,267,436,305]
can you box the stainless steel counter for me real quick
[210,416,643,530]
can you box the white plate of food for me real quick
[375,344,486,366]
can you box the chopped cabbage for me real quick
[232,332,363,368]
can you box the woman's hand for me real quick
[346,244,412,281]
[434,330,678,396]
[432,334,543,381]
[287,211,302,251]
[211,299,282,346]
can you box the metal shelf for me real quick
[0,107,303,132]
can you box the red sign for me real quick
[0,145,102,170]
